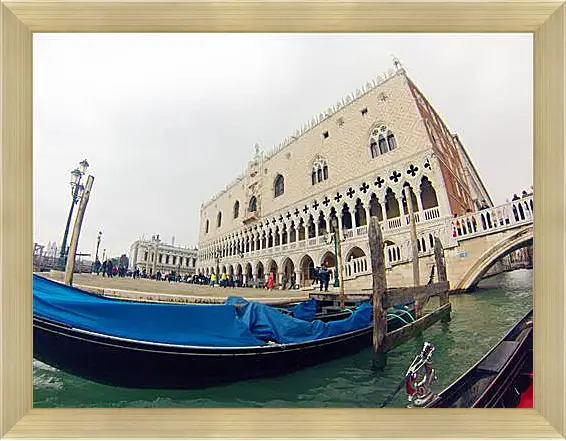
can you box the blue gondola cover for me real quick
[33,275,372,347]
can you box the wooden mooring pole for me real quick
[64,175,95,286]
[434,237,451,322]
[368,216,387,365]
[404,186,420,287]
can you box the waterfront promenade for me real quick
[42,272,309,304]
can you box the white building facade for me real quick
[129,235,198,277]
[196,62,492,290]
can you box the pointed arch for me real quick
[341,203,353,229]
[420,176,439,210]
[369,193,383,221]
[233,200,240,219]
[320,250,336,267]
[249,196,257,212]
[274,174,285,198]
[255,261,265,279]
[317,211,327,236]
[378,135,388,154]
[289,221,297,242]
[385,188,400,219]
[307,215,316,239]
[299,254,315,287]
[354,198,367,227]
[217,211,222,228]
[346,246,366,261]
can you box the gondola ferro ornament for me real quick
[406,342,437,407]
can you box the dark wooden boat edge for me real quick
[426,308,533,408]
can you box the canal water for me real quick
[33,269,533,408]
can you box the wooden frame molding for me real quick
[1,0,564,438]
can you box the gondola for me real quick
[33,274,410,389]
[405,308,533,408]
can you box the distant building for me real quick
[129,235,198,277]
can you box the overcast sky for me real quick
[34,34,532,259]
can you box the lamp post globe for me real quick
[59,160,89,270]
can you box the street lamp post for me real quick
[59,159,89,270]
[331,217,347,309]
[332,225,340,288]
[95,231,102,262]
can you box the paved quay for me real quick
[43,272,310,304]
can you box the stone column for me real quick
[380,201,388,220]
[294,270,301,289]
[416,189,424,213]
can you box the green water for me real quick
[33,269,533,408]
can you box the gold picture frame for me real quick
[1,1,564,438]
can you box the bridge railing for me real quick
[452,195,533,240]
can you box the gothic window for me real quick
[274,174,285,198]
[378,135,388,154]
[233,201,240,219]
[311,156,329,184]
[249,196,257,212]
[370,140,379,158]
[205,220,209,234]
[217,211,222,228]
[369,125,398,158]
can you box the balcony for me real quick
[242,211,259,224]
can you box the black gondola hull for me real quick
[34,317,374,389]
[426,309,533,408]
[34,309,412,389]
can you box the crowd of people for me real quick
[312,263,331,292]
[452,188,534,238]
[92,259,127,278]
[90,258,335,292]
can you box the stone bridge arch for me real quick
[455,225,533,291]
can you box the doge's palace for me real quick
[196,60,491,290]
